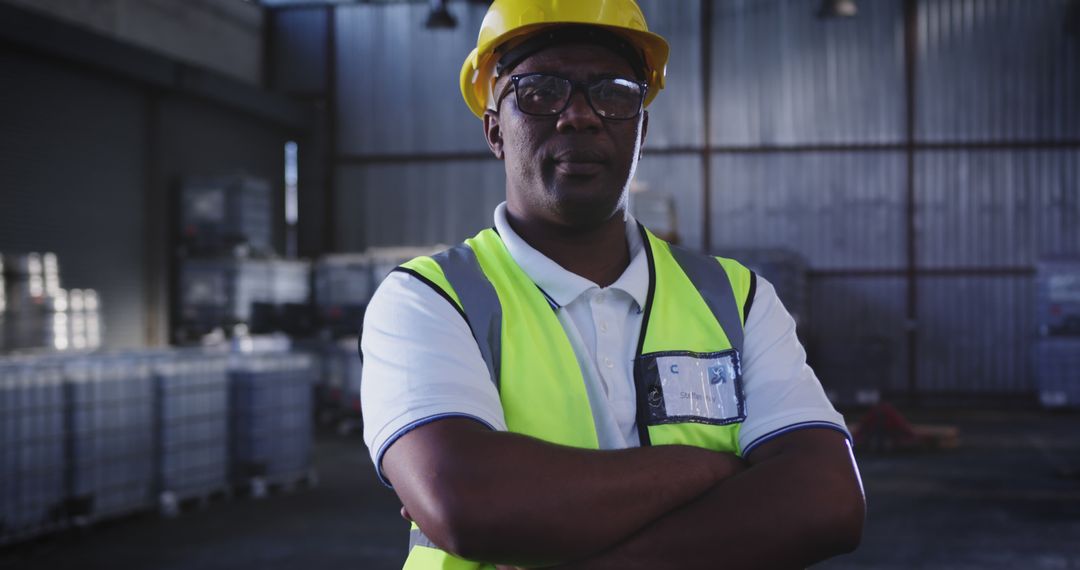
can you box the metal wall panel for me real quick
[271,8,328,94]
[807,277,909,404]
[917,0,1080,141]
[5,0,266,86]
[916,150,1080,267]
[710,0,906,146]
[710,152,907,269]
[334,0,706,154]
[0,52,147,348]
[916,276,1033,394]
[335,2,491,155]
[336,160,506,250]
[631,154,705,250]
[636,0,705,149]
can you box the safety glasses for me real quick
[495,73,648,120]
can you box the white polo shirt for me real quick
[361,203,847,484]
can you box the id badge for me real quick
[636,350,745,426]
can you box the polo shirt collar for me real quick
[493,202,649,311]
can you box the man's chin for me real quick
[548,186,626,230]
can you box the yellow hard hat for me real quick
[459,0,670,119]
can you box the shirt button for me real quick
[594,292,606,304]
[604,357,614,369]
[599,321,609,333]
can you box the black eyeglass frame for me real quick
[494,72,649,121]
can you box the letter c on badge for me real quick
[670,364,679,374]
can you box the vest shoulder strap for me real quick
[665,241,752,355]
[396,238,502,389]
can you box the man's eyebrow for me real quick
[519,69,637,81]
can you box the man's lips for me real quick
[551,150,607,176]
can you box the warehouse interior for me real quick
[1,0,1078,568]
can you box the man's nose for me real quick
[555,90,602,133]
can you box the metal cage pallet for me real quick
[0,346,321,543]
[64,355,155,524]
[149,350,232,517]
[0,358,66,545]
[229,352,317,495]
[1035,337,1080,409]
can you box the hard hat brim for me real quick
[460,23,669,119]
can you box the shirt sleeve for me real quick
[360,270,507,486]
[737,275,850,457]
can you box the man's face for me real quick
[484,43,648,230]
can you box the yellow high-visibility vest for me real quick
[395,224,753,569]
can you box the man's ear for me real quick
[484,110,504,160]
[638,109,649,160]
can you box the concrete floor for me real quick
[1,409,1078,569]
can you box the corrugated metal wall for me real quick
[632,154,706,251]
[916,150,1080,268]
[327,0,1077,401]
[337,160,505,248]
[635,0,706,149]
[909,0,1079,397]
[710,0,906,145]
[917,0,1080,141]
[917,275,1033,394]
[271,8,328,95]
[335,2,489,155]
[710,153,907,268]
[0,51,149,348]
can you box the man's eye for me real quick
[597,81,636,99]
[522,88,557,100]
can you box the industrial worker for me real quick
[361,1,866,568]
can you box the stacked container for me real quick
[313,255,372,336]
[229,352,316,495]
[1034,259,1080,408]
[150,351,230,515]
[176,174,314,342]
[180,175,273,256]
[310,337,363,432]
[0,358,66,544]
[179,258,272,329]
[2,253,61,352]
[178,258,310,336]
[1,345,320,544]
[0,254,102,353]
[1034,338,1080,408]
[64,354,155,522]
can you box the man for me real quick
[361,1,866,568]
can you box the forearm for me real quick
[385,419,745,566]
[555,431,865,570]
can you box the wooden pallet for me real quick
[158,487,232,518]
[237,467,319,499]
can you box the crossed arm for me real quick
[383,418,865,569]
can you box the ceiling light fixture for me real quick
[817,0,858,19]
[425,0,457,29]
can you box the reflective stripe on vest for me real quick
[396,224,752,569]
[432,244,502,389]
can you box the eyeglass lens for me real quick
[514,74,644,119]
